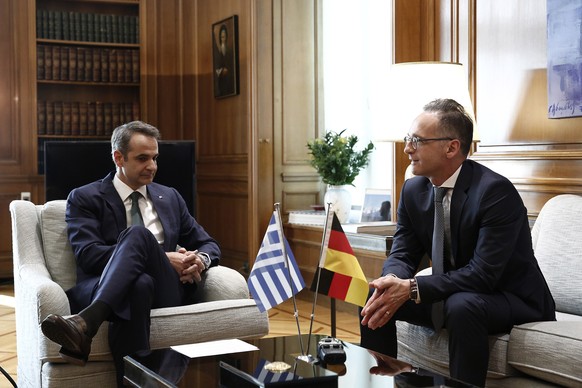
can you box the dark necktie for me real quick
[431,186,447,330]
[130,192,144,227]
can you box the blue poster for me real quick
[547,0,582,118]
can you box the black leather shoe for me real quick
[41,314,92,366]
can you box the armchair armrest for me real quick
[14,263,71,366]
[194,266,250,302]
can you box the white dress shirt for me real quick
[113,174,165,245]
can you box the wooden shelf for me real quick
[46,0,139,5]
[38,135,109,139]
[37,38,139,48]
[35,0,142,175]
[38,80,139,87]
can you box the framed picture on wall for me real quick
[547,0,582,118]
[212,15,240,99]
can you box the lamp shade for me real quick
[382,62,478,141]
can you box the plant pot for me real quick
[324,185,352,224]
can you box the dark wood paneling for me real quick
[0,0,39,278]
[432,0,582,218]
[0,0,35,177]
[142,0,182,137]
[192,1,253,270]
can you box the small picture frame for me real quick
[360,189,392,222]
[212,15,240,99]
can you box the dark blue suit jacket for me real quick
[65,171,220,309]
[384,159,555,323]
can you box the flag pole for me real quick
[305,202,334,356]
[274,203,307,358]
[331,299,337,338]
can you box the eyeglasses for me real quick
[403,135,454,150]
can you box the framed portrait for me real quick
[212,15,239,99]
[360,189,392,222]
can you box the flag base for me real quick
[295,353,316,364]
[219,358,338,387]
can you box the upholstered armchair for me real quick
[10,200,269,387]
[396,194,582,387]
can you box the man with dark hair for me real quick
[360,99,555,386]
[41,121,220,385]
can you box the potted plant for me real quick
[307,129,374,222]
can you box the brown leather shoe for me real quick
[41,314,92,366]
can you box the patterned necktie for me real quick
[130,192,144,227]
[431,186,447,330]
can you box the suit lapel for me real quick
[100,172,127,233]
[417,180,433,241]
[450,160,472,261]
[148,185,174,251]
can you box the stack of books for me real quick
[341,221,397,236]
[37,46,140,84]
[37,100,140,136]
[36,10,140,44]
[287,210,326,226]
[288,210,397,236]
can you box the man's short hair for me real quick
[111,121,161,161]
[423,98,474,155]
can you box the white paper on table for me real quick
[170,339,259,358]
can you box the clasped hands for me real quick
[361,275,410,330]
[167,247,205,284]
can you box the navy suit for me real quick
[65,171,220,379]
[361,159,555,386]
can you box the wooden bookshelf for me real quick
[34,0,141,174]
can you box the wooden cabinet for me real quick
[34,0,141,173]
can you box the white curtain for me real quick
[322,0,394,220]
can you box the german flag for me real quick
[311,212,369,307]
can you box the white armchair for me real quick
[10,200,269,388]
[395,194,582,387]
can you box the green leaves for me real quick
[307,129,374,186]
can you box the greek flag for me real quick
[248,212,305,312]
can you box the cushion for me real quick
[42,299,268,363]
[508,321,582,387]
[531,194,582,316]
[396,321,520,379]
[40,200,77,290]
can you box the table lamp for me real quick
[379,62,478,221]
[382,61,478,141]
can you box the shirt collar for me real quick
[440,164,463,189]
[113,174,147,201]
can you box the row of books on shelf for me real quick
[37,10,139,44]
[37,45,139,84]
[37,100,140,137]
[287,210,397,236]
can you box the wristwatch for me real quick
[198,252,211,270]
[409,277,419,303]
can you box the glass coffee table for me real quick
[124,334,470,387]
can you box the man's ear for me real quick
[446,139,461,158]
[113,150,124,167]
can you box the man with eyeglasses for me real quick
[359,98,555,387]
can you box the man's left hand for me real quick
[361,276,410,329]
[168,248,206,284]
